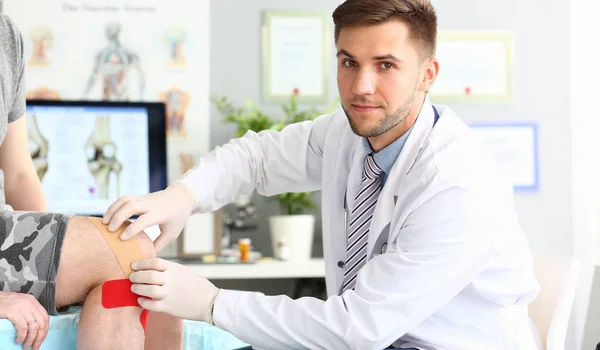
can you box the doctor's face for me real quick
[336,20,437,146]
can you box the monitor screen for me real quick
[25,100,167,216]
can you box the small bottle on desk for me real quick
[238,238,251,262]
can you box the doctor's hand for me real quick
[102,183,198,251]
[129,258,220,323]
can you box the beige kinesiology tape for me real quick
[86,217,145,276]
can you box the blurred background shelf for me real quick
[176,258,325,280]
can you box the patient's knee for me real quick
[55,216,157,307]
[83,216,155,282]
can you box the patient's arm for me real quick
[0,114,47,211]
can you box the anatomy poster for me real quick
[4,0,210,175]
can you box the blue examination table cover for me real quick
[0,306,248,349]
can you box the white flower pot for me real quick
[269,215,315,261]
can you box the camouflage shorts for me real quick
[0,211,71,315]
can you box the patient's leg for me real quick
[145,311,184,350]
[54,216,182,350]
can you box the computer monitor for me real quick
[25,99,168,216]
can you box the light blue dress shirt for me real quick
[361,125,414,186]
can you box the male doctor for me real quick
[103,0,542,349]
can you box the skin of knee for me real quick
[79,217,155,289]
[54,217,156,309]
[96,222,157,285]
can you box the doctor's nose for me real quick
[352,70,376,96]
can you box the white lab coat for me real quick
[177,97,541,350]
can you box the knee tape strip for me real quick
[86,217,150,331]
[86,216,145,276]
[102,279,149,331]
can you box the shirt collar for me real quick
[361,124,414,176]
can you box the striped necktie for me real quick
[342,153,383,292]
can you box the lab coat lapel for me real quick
[368,97,436,253]
[328,128,363,294]
[345,139,370,214]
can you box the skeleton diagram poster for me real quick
[4,0,210,178]
[4,1,213,254]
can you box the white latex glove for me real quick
[129,258,220,324]
[0,292,50,350]
[102,183,198,251]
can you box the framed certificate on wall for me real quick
[261,10,330,103]
[430,31,514,102]
[468,121,539,192]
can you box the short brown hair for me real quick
[332,0,438,59]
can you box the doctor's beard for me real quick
[343,87,418,138]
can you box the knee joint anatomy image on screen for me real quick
[27,113,50,180]
[26,103,151,215]
[85,115,123,200]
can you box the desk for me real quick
[179,258,325,280]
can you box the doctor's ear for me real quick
[419,58,439,93]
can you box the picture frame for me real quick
[176,153,224,258]
[177,209,223,259]
[261,10,330,104]
[430,31,514,102]
[468,121,539,192]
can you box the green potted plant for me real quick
[211,90,338,260]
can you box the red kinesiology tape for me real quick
[102,279,150,332]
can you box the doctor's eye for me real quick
[379,62,394,70]
[342,59,357,68]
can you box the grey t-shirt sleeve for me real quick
[8,22,26,123]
